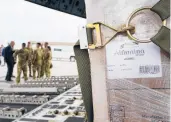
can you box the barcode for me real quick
[139,65,160,74]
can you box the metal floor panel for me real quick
[0,103,39,112]
[0,118,14,122]
[0,61,79,121]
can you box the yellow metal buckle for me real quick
[86,22,135,49]
[86,23,102,49]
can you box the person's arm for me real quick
[50,52,52,60]
[4,46,10,63]
[31,48,34,60]
[12,50,18,65]
[32,50,37,64]
[44,51,49,61]
[25,51,29,63]
[27,50,31,62]
[13,50,20,62]
[28,48,34,62]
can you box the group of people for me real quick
[3,41,52,84]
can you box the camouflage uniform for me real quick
[40,48,46,77]
[32,48,43,79]
[13,48,29,84]
[13,49,18,64]
[27,47,33,77]
[44,50,52,78]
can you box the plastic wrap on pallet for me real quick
[107,63,170,121]
[106,52,170,122]
[84,0,170,122]
[106,44,170,122]
[106,58,170,122]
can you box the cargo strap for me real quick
[74,41,94,122]
[151,0,170,20]
[74,0,170,122]
[151,0,170,54]
[151,26,170,55]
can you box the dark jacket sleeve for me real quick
[4,46,14,64]
[4,46,9,62]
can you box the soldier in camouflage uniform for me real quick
[27,42,33,77]
[13,43,29,84]
[32,43,43,79]
[44,46,52,77]
[40,42,49,78]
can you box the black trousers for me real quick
[6,62,14,81]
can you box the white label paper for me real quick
[106,39,162,79]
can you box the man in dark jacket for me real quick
[4,41,15,81]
